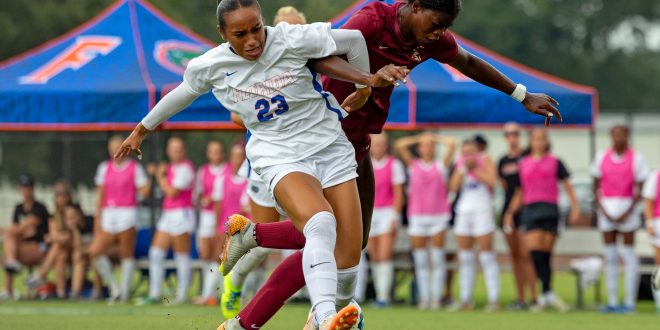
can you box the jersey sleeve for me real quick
[171,165,195,190]
[134,164,148,188]
[589,152,604,178]
[642,171,658,199]
[431,31,460,64]
[183,56,212,95]
[392,159,406,185]
[94,162,108,186]
[341,8,382,42]
[634,151,650,182]
[557,159,571,181]
[212,176,225,201]
[281,22,338,59]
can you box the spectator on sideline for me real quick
[27,180,74,299]
[361,133,405,307]
[395,132,456,310]
[504,128,580,312]
[193,141,227,306]
[273,6,306,25]
[642,165,660,313]
[2,175,49,299]
[66,204,102,300]
[498,122,537,309]
[88,135,151,302]
[449,139,499,312]
[591,125,648,313]
[140,137,196,305]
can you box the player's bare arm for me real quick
[448,46,561,126]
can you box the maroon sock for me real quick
[237,250,305,329]
[255,220,306,249]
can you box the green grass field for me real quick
[1,273,658,329]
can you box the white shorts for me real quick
[597,198,641,233]
[256,135,358,208]
[369,207,398,237]
[197,210,217,238]
[454,209,496,237]
[408,214,451,237]
[246,177,276,208]
[157,208,195,236]
[651,219,660,247]
[101,207,138,234]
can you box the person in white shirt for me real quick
[591,125,648,313]
[114,0,406,327]
[642,167,660,313]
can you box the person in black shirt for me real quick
[2,175,49,298]
[497,123,537,309]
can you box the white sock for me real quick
[95,256,118,293]
[119,258,135,301]
[301,211,338,324]
[372,261,394,303]
[621,245,639,308]
[413,249,430,303]
[354,251,368,303]
[175,253,192,301]
[479,251,500,304]
[202,261,221,299]
[336,266,358,309]
[231,247,270,288]
[603,244,619,306]
[148,248,165,299]
[653,283,660,309]
[429,248,446,303]
[458,250,476,304]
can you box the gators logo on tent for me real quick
[154,40,209,75]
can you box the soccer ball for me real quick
[653,266,660,290]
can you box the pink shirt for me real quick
[218,165,248,232]
[655,172,660,218]
[103,160,137,207]
[198,164,225,211]
[407,160,450,216]
[520,154,559,205]
[163,160,194,210]
[374,157,395,207]
[599,148,635,198]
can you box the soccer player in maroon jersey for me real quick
[220,1,561,329]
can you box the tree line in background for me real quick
[1,0,659,110]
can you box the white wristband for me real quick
[355,83,368,89]
[510,83,527,103]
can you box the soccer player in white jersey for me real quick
[591,125,648,313]
[114,0,406,328]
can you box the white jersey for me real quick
[456,171,493,213]
[183,23,348,171]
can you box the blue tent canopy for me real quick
[331,0,598,129]
[0,0,229,131]
[0,0,597,131]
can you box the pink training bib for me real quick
[655,171,660,218]
[520,154,559,205]
[374,156,395,208]
[600,148,635,198]
[163,160,194,210]
[407,160,450,216]
[199,164,225,211]
[103,160,137,207]
[218,165,248,233]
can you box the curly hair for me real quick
[408,0,462,16]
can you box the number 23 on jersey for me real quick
[255,95,289,122]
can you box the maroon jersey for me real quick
[323,1,459,160]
